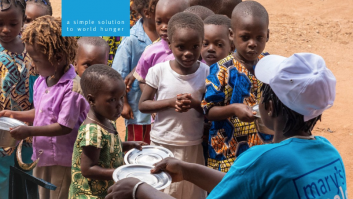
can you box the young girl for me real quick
[3,16,89,199]
[0,0,35,198]
[69,64,146,199]
[24,0,52,25]
[139,12,208,199]
[113,0,159,144]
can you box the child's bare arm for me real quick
[0,109,35,123]
[139,84,176,114]
[10,123,72,140]
[81,146,115,181]
[206,103,256,123]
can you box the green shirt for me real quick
[69,122,124,199]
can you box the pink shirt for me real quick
[32,66,89,167]
[133,39,174,82]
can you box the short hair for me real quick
[25,0,52,16]
[204,14,231,29]
[261,84,321,136]
[189,0,221,14]
[0,0,26,15]
[218,0,241,18]
[80,64,123,97]
[132,0,151,16]
[77,37,109,52]
[168,12,204,42]
[232,1,269,26]
[184,5,214,20]
[22,16,77,65]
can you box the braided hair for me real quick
[25,0,52,16]
[0,0,26,15]
[21,16,77,65]
[261,83,321,136]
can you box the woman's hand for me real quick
[151,157,186,183]
[105,177,140,199]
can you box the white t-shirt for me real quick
[145,61,210,146]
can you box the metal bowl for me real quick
[124,146,174,166]
[254,118,274,136]
[113,164,172,190]
[0,117,27,147]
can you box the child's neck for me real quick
[85,109,116,133]
[1,37,24,54]
[46,65,68,87]
[233,52,257,75]
[142,17,159,42]
[170,60,200,76]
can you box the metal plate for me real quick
[112,164,172,190]
[0,117,27,130]
[0,117,27,147]
[252,104,261,118]
[124,146,174,166]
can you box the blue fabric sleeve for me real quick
[112,37,133,79]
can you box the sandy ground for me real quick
[52,0,353,192]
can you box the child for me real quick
[113,0,159,143]
[5,16,89,199]
[24,0,52,25]
[184,5,214,20]
[218,0,241,18]
[201,14,233,66]
[139,12,208,199]
[0,0,36,198]
[69,64,146,199]
[133,0,189,85]
[201,1,271,173]
[189,0,222,14]
[75,37,109,77]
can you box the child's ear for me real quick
[228,28,234,43]
[87,94,95,107]
[143,8,150,19]
[73,59,78,71]
[54,53,64,63]
[266,29,270,42]
[267,99,274,117]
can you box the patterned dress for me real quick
[0,43,35,156]
[69,122,124,199]
[201,53,273,173]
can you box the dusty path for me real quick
[51,0,353,192]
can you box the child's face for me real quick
[232,16,268,62]
[170,28,202,69]
[75,44,108,77]
[25,43,55,77]
[0,5,24,44]
[25,4,48,26]
[201,24,232,66]
[155,2,183,41]
[91,79,125,121]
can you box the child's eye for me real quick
[11,23,18,26]
[177,46,183,50]
[240,36,249,41]
[110,98,116,102]
[156,21,161,25]
[193,45,199,49]
[218,43,223,47]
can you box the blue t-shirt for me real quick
[208,136,347,199]
[112,18,152,126]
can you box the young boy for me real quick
[201,1,270,173]
[113,0,159,143]
[201,14,233,66]
[189,0,222,14]
[184,5,214,20]
[74,37,110,77]
[218,0,242,18]
[133,0,189,85]
[139,12,208,199]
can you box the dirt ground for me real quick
[52,0,353,192]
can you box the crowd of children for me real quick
[0,0,346,199]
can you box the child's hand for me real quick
[10,126,31,140]
[233,104,256,123]
[175,94,192,113]
[121,103,134,120]
[0,110,12,118]
[123,141,148,152]
[124,72,136,93]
